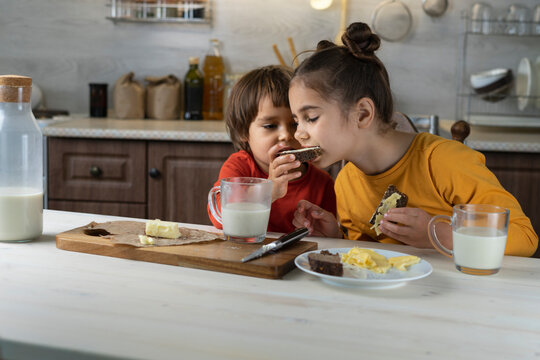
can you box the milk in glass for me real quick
[453,226,507,270]
[222,202,270,238]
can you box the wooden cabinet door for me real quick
[483,151,540,234]
[148,141,234,225]
[48,138,146,202]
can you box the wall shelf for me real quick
[107,0,212,25]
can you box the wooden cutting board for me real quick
[56,223,318,279]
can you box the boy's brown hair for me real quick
[225,65,293,152]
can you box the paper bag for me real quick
[113,72,145,119]
[145,75,181,120]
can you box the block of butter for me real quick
[145,219,180,239]
[138,235,155,245]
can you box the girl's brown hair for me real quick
[226,65,293,152]
[292,22,394,127]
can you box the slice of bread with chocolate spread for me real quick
[369,184,408,236]
[279,146,322,163]
[308,250,343,276]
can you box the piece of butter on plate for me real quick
[388,255,420,271]
[145,219,180,239]
[342,248,391,274]
[342,248,421,273]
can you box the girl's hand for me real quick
[379,207,446,248]
[267,144,302,202]
[293,200,341,238]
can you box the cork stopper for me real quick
[0,75,32,103]
[189,57,199,65]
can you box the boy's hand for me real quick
[268,144,302,202]
[379,207,450,249]
[293,200,341,238]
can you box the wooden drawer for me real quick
[48,138,147,203]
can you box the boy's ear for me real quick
[351,97,375,129]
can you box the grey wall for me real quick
[1,0,539,119]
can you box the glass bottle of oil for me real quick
[184,56,204,120]
[202,39,225,120]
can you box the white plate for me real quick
[536,56,540,109]
[295,247,433,289]
[516,57,533,111]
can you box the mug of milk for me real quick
[208,177,272,243]
[428,204,509,275]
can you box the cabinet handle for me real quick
[149,168,161,179]
[89,165,102,178]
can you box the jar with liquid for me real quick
[184,56,204,120]
[202,39,225,120]
[0,75,43,242]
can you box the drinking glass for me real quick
[428,204,509,275]
[506,4,531,36]
[208,177,272,243]
[470,2,493,34]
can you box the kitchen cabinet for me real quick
[482,151,540,236]
[48,137,234,225]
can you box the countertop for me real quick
[41,116,230,142]
[41,116,540,153]
[1,210,539,360]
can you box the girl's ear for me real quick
[351,97,375,129]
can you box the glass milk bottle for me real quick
[0,75,43,242]
[202,39,225,120]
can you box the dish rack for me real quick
[456,11,540,127]
[106,0,212,24]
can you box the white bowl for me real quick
[470,68,510,89]
[516,57,534,111]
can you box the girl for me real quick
[208,65,336,233]
[290,22,538,256]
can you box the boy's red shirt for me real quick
[208,150,337,234]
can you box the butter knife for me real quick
[241,227,309,263]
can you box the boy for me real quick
[208,65,336,233]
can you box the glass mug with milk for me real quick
[208,177,272,243]
[0,75,43,242]
[428,204,509,275]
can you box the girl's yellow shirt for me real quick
[335,132,538,257]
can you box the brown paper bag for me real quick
[145,75,181,120]
[113,72,145,119]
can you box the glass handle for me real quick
[207,186,222,225]
[428,215,453,258]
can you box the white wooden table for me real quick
[1,210,539,360]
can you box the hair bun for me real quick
[316,40,336,51]
[341,22,381,59]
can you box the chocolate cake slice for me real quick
[279,146,322,163]
[308,250,343,276]
[369,184,408,236]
